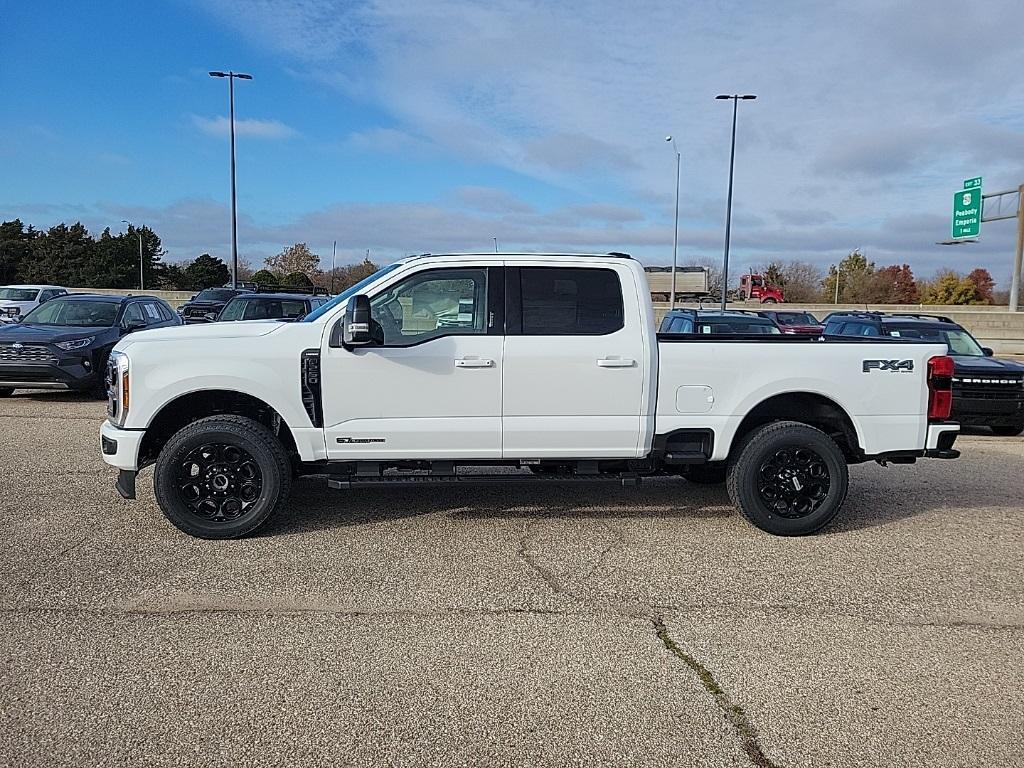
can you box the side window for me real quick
[122,302,146,326]
[142,301,163,323]
[519,267,623,335]
[665,316,692,333]
[370,268,488,346]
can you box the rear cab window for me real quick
[518,267,623,335]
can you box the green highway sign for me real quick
[963,176,982,190]
[952,188,982,239]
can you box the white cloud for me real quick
[191,114,299,140]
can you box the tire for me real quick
[683,463,727,484]
[726,421,849,536]
[0,387,13,398]
[154,415,292,539]
[991,424,1024,437]
[761,297,777,304]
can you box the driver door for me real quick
[321,266,504,460]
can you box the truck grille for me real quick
[953,375,1024,401]
[0,343,57,364]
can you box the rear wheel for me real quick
[991,424,1024,437]
[0,387,13,398]
[761,297,777,304]
[154,415,292,539]
[727,421,848,535]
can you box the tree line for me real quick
[0,219,380,295]
[746,250,999,305]
[0,218,1004,305]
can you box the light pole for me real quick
[665,136,680,306]
[209,70,252,289]
[493,237,499,253]
[715,94,756,310]
[834,267,841,304]
[121,219,144,290]
[331,240,337,295]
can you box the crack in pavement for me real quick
[652,615,783,768]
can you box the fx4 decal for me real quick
[862,359,914,373]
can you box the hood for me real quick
[116,320,284,347]
[951,355,1024,375]
[0,323,115,345]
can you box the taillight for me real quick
[927,355,954,421]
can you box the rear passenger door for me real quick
[501,264,646,458]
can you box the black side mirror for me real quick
[204,311,219,322]
[982,347,994,357]
[330,295,382,348]
[343,294,373,346]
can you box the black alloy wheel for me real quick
[154,415,291,538]
[177,443,264,523]
[727,420,849,536]
[756,447,830,518]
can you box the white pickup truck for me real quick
[99,252,960,539]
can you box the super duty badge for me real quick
[862,359,914,373]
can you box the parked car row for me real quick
[177,285,330,323]
[659,308,1024,436]
[0,284,335,397]
[0,294,181,397]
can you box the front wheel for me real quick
[154,415,292,539]
[761,297,777,304]
[727,421,848,535]
[991,424,1024,437]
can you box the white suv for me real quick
[0,285,68,323]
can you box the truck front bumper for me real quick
[101,422,144,500]
[100,421,144,471]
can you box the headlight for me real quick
[107,351,130,426]
[56,336,95,350]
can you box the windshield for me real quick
[194,289,239,302]
[887,325,985,356]
[0,288,39,302]
[220,297,309,321]
[21,299,119,327]
[302,263,401,322]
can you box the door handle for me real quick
[455,357,494,368]
[597,357,635,368]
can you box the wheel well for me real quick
[731,392,861,461]
[138,390,298,468]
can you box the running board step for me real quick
[327,473,642,490]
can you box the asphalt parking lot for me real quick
[1,393,1022,767]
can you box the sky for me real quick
[3,0,1024,286]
